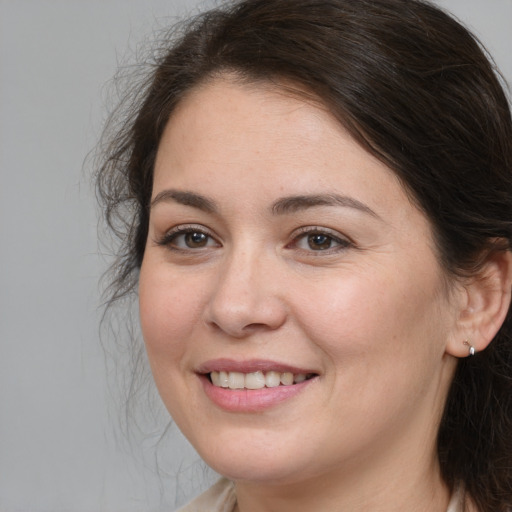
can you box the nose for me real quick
[204,248,287,338]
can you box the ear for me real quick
[446,249,512,358]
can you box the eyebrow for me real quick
[271,194,380,218]
[150,189,379,219]
[150,189,218,213]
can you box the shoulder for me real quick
[176,478,237,512]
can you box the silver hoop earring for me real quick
[463,340,476,356]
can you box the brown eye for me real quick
[157,226,220,250]
[307,233,333,250]
[184,231,209,248]
[290,228,352,253]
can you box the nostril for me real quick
[244,322,272,331]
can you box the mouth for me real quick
[197,360,318,411]
[208,370,317,390]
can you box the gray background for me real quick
[1,0,511,511]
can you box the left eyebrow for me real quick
[271,194,380,219]
[150,189,218,213]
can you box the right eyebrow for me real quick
[271,193,381,219]
[150,189,218,214]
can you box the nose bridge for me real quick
[205,240,286,337]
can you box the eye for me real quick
[178,231,211,248]
[304,233,334,251]
[156,225,220,250]
[290,228,352,252]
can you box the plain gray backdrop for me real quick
[1,0,511,511]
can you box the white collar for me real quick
[446,486,463,512]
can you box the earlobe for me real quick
[446,249,512,358]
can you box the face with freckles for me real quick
[139,77,462,488]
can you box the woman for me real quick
[96,0,512,510]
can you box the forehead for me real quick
[164,78,335,156]
[154,78,416,223]
[155,77,393,194]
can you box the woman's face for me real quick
[139,78,461,486]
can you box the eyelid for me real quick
[287,226,353,252]
[155,223,221,249]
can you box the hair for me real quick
[95,0,512,510]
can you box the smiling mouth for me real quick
[208,370,317,390]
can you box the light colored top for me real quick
[447,486,464,512]
[177,478,464,512]
[178,478,236,512]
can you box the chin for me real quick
[190,429,323,486]
[206,456,305,485]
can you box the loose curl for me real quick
[96,1,512,509]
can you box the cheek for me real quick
[138,261,211,424]
[296,269,451,441]
[296,265,448,371]
[138,262,204,362]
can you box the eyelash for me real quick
[155,224,220,251]
[288,226,353,254]
[155,225,353,254]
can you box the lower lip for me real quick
[199,375,316,412]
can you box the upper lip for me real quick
[196,358,318,375]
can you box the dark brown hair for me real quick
[96,1,512,509]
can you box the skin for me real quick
[139,77,470,511]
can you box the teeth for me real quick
[219,371,229,388]
[245,371,266,389]
[265,371,281,388]
[209,370,312,389]
[228,372,245,389]
[280,372,294,386]
[211,371,221,386]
